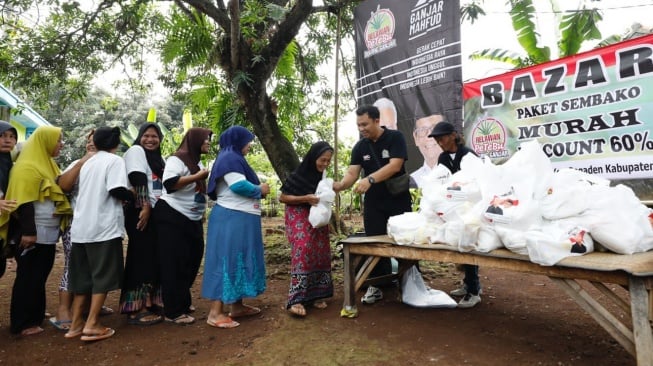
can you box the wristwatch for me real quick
[367,176,376,184]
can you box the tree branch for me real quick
[180,0,230,30]
[229,0,239,70]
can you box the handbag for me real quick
[367,141,410,195]
[384,173,410,195]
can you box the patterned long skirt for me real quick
[201,204,266,304]
[285,205,333,308]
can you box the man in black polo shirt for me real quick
[333,105,412,304]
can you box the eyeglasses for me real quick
[413,126,436,138]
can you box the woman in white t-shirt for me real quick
[119,123,166,325]
[153,127,212,325]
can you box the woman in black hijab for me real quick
[119,123,166,325]
[279,141,334,317]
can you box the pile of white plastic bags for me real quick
[387,140,653,266]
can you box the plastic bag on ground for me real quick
[401,265,457,308]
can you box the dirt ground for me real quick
[0,215,636,366]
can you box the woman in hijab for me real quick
[119,123,166,325]
[202,126,269,329]
[279,141,334,317]
[0,120,18,278]
[3,126,71,336]
[154,127,212,325]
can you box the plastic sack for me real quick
[308,171,335,228]
[401,266,457,308]
[387,212,429,245]
[583,184,653,254]
[526,219,594,266]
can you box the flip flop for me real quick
[288,304,306,317]
[165,314,195,325]
[99,306,114,316]
[228,306,261,318]
[49,316,72,331]
[80,327,115,342]
[206,317,240,329]
[127,311,162,326]
[64,328,83,339]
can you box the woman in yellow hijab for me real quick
[4,126,71,336]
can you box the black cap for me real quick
[428,121,455,138]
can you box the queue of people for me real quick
[0,106,480,341]
[0,123,271,340]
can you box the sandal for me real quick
[64,328,83,339]
[288,304,306,317]
[80,327,115,342]
[207,317,240,329]
[49,316,72,331]
[127,311,163,326]
[99,306,114,316]
[228,305,261,318]
[165,314,195,325]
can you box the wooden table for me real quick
[339,235,653,365]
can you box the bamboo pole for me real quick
[333,7,342,233]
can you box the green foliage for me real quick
[558,7,603,57]
[468,0,605,69]
[461,1,486,24]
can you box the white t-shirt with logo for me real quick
[123,145,162,206]
[70,151,128,243]
[160,156,207,221]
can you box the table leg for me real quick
[629,276,653,366]
[340,243,358,318]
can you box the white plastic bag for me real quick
[525,219,594,266]
[387,212,429,245]
[401,266,457,308]
[308,171,335,228]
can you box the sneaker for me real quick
[361,286,383,304]
[449,283,483,297]
[457,293,481,309]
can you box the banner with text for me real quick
[463,34,653,186]
[354,0,461,187]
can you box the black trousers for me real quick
[154,200,204,319]
[362,192,412,281]
[10,244,55,333]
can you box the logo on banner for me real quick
[470,117,509,159]
[363,5,397,58]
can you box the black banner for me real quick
[354,0,462,187]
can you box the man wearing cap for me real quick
[429,121,482,308]
[333,105,412,305]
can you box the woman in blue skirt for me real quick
[202,126,270,329]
